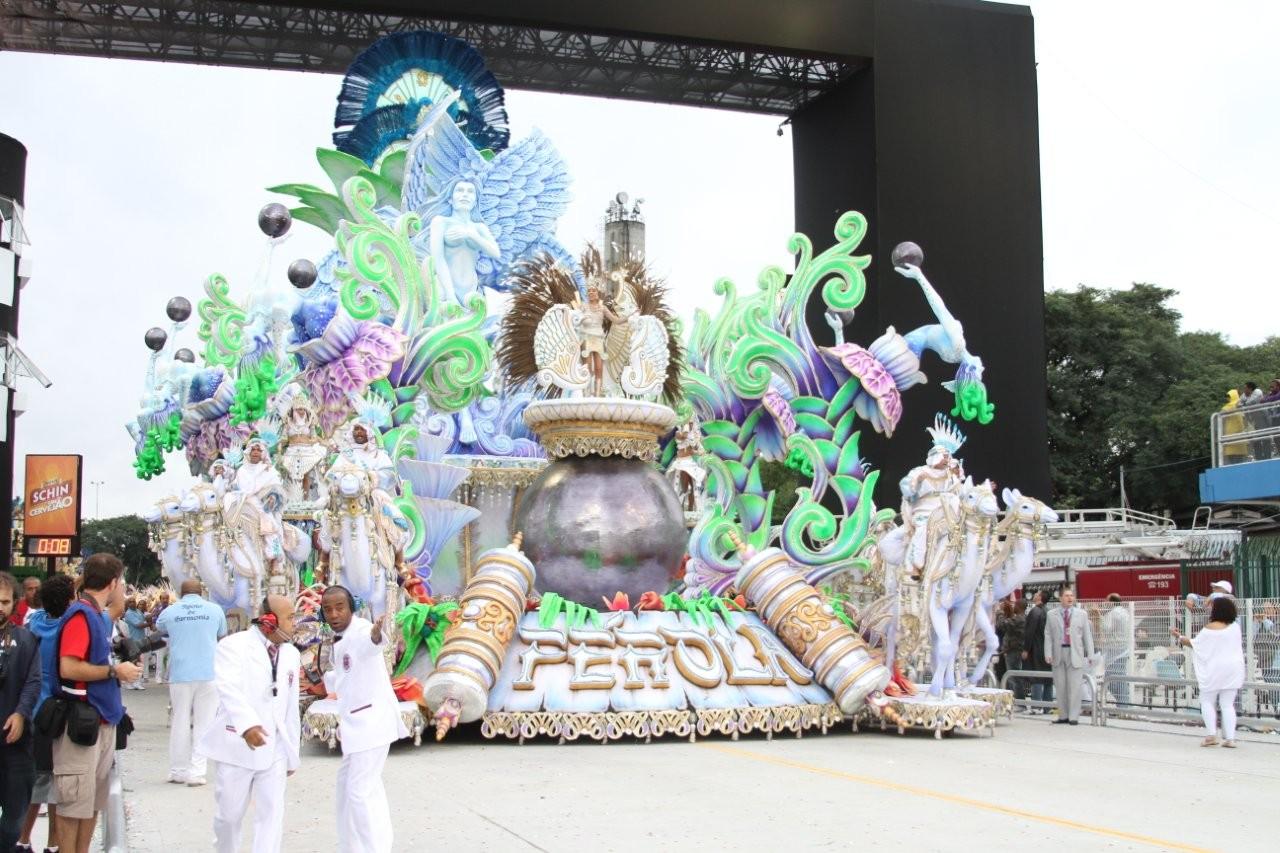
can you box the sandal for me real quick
[1200,736,1219,747]
[1221,740,1237,748]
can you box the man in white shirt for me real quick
[321,585,407,853]
[199,595,301,853]
[156,579,227,786]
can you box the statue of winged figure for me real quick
[499,248,683,403]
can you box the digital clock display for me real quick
[25,537,73,556]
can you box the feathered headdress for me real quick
[925,413,965,455]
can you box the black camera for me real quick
[112,634,166,664]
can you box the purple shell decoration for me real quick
[762,388,797,436]
[297,320,407,435]
[824,343,904,436]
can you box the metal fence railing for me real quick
[998,668,1101,725]
[1094,675,1280,730]
[1211,399,1280,467]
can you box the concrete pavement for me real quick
[48,685,1278,852]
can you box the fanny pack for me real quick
[65,697,101,747]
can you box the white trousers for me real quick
[169,680,216,781]
[213,754,288,853]
[336,744,393,853]
[1201,688,1238,740]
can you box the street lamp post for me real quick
[90,480,104,519]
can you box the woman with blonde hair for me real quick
[1172,596,1246,747]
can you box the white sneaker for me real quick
[187,777,207,787]
[167,774,187,784]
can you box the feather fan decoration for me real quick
[334,31,509,165]
[497,254,582,395]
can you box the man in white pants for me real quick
[199,595,301,853]
[321,586,407,853]
[155,579,227,785]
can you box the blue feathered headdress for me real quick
[333,31,510,165]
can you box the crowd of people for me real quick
[1220,379,1280,462]
[0,564,406,853]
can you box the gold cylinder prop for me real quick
[422,535,535,731]
[734,546,890,715]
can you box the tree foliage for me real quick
[81,515,161,587]
[1046,285,1278,516]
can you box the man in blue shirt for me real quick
[122,598,149,691]
[155,579,227,786]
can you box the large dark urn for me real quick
[515,399,685,603]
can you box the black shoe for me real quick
[1068,720,1079,725]
[1052,718,1070,724]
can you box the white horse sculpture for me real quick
[317,459,409,620]
[183,484,255,611]
[920,477,999,698]
[143,493,195,590]
[965,488,1058,685]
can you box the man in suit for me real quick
[321,586,407,853]
[1022,591,1053,711]
[1044,586,1095,725]
[199,595,301,853]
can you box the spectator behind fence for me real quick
[145,591,172,685]
[993,600,1013,683]
[53,554,141,853]
[1045,586,1094,725]
[1001,599,1028,700]
[122,598,149,691]
[0,572,41,852]
[1102,593,1131,706]
[1241,381,1262,404]
[17,572,75,853]
[156,579,227,787]
[1023,591,1054,711]
[1172,596,1245,748]
[1220,389,1249,463]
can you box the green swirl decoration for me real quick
[405,295,493,413]
[335,175,429,333]
[196,273,247,369]
[724,300,808,400]
[393,480,427,561]
[951,378,996,424]
[779,470,882,571]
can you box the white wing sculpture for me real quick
[617,314,670,399]
[533,304,590,395]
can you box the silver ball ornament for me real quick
[287,258,318,289]
[258,203,292,238]
[890,241,924,269]
[174,348,195,363]
[166,296,192,323]
[144,327,168,352]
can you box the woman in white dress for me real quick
[1172,596,1246,747]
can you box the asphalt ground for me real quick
[24,685,1278,852]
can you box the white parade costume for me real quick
[342,419,398,494]
[199,627,302,853]
[231,441,287,561]
[324,616,408,853]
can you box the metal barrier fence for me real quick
[1211,399,1280,466]
[1094,675,1280,730]
[998,668,1101,725]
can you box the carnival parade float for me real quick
[131,31,1054,745]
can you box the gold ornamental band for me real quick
[803,629,854,671]
[752,576,805,619]
[441,627,507,664]
[764,587,818,627]
[430,665,490,694]
[476,555,536,590]
[832,659,883,704]
[469,572,530,607]
[736,552,790,597]
[815,639,865,684]
[460,582,524,618]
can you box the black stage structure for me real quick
[0,0,1050,497]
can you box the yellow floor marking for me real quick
[697,741,1213,853]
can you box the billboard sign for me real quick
[23,454,82,555]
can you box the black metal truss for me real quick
[0,1,863,114]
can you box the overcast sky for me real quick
[3,0,1277,519]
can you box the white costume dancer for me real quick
[231,438,287,570]
[898,415,967,577]
[199,601,301,853]
[323,601,407,853]
[341,418,397,493]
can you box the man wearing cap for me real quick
[200,595,300,853]
[1208,580,1233,600]
[321,586,406,853]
